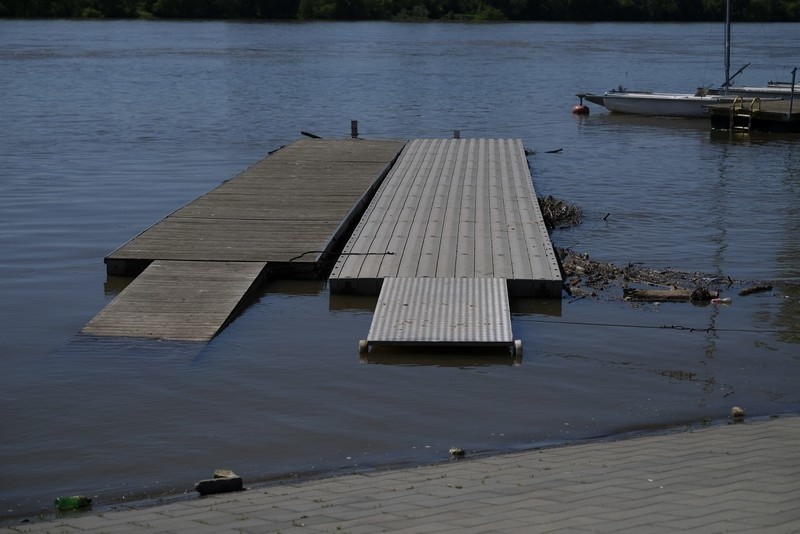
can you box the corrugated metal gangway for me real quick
[359,277,521,356]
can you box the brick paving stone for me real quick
[2,416,798,533]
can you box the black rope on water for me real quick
[287,250,395,263]
[515,317,800,335]
[258,250,396,278]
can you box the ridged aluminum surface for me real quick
[329,138,562,298]
[367,277,512,346]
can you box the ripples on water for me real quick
[1,19,799,521]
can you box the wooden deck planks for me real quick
[87,138,406,341]
[82,261,266,342]
[329,138,563,297]
[106,138,406,275]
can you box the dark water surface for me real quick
[1,20,799,521]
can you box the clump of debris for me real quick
[538,195,582,229]
[557,248,789,303]
[542,196,792,303]
[559,249,725,301]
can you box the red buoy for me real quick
[572,94,590,115]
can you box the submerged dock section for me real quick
[83,138,406,342]
[329,138,562,297]
[82,136,561,347]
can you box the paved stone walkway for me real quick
[4,415,799,533]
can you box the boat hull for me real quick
[593,92,728,118]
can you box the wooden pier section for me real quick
[708,97,800,133]
[329,138,563,298]
[83,138,406,342]
[359,277,521,357]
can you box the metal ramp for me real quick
[82,260,267,342]
[359,277,521,356]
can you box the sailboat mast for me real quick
[724,0,731,91]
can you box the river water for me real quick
[1,20,799,522]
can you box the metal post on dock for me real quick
[453,130,461,139]
[351,120,359,139]
[790,67,797,116]
[724,0,731,92]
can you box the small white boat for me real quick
[581,87,734,118]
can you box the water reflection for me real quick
[261,278,328,297]
[359,345,522,367]
[775,140,800,344]
[329,292,377,311]
[586,112,711,134]
[103,274,134,295]
[54,335,204,365]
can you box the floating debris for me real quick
[738,284,772,296]
[623,287,718,303]
[448,447,466,457]
[54,495,92,512]
[538,196,582,229]
[657,369,697,381]
[730,406,745,420]
[195,469,243,496]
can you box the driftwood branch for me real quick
[623,287,718,302]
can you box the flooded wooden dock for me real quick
[104,138,406,277]
[83,138,406,342]
[329,138,563,298]
[83,260,267,341]
[708,98,800,133]
[82,136,562,345]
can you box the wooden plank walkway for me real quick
[83,138,406,342]
[106,138,406,276]
[82,261,266,342]
[329,138,562,297]
[708,98,800,133]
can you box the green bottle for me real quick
[54,495,92,512]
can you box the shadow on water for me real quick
[578,110,712,134]
[359,345,523,367]
[709,128,800,146]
